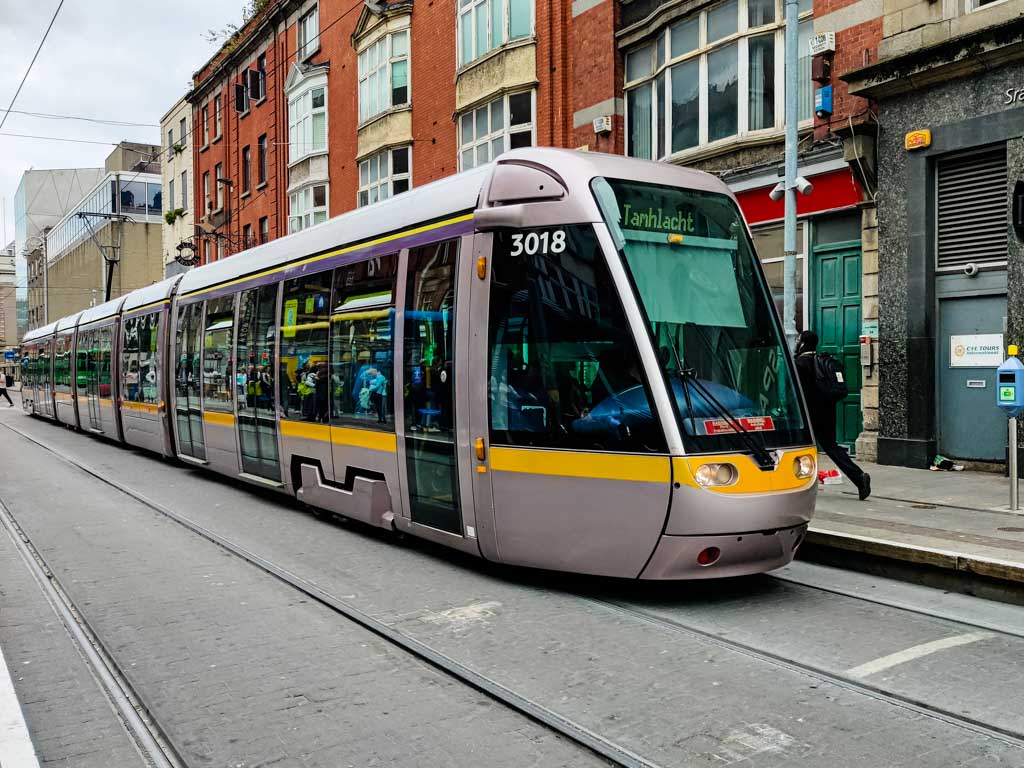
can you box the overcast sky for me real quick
[0,0,246,248]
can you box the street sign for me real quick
[3,350,16,361]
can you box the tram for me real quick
[19,149,816,579]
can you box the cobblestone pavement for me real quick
[2,408,1024,767]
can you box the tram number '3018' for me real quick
[509,230,567,257]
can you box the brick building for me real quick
[187,0,885,454]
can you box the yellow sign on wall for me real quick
[905,129,931,151]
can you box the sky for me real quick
[0,0,247,248]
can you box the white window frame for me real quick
[289,182,329,233]
[179,116,187,147]
[357,28,410,124]
[457,0,534,68]
[181,170,188,210]
[169,178,175,211]
[288,78,328,165]
[969,0,1009,10]
[623,0,813,162]
[358,146,412,207]
[298,5,320,61]
[214,94,222,139]
[203,171,210,213]
[458,90,535,171]
[753,220,810,330]
[201,105,209,146]
[214,163,224,211]
[259,216,269,244]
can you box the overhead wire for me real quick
[0,0,67,133]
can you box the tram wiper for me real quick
[676,365,776,471]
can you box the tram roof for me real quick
[22,321,57,341]
[176,164,493,298]
[122,275,183,313]
[78,296,127,327]
[55,312,84,333]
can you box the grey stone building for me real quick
[845,2,1024,471]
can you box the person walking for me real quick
[794,330,871,500]
[0,373,12,407]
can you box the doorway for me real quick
[236,285,281,481]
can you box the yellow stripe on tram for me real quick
[279,420,397,453]
[489,447,671,483]
[203,411,235,427]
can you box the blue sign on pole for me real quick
[3,350,16,361]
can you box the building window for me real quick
[458,0,532,67]
[259,216,269,244]
[289,183,328,233]
[257,54,267,97]
[169,178,175,210]
[235,77,250,114]
[243,223,253,248]
[257,134,268,185]
[359,146,411,207]
[970,0,1006,8]
[288,86,327,163]
[459,91,533,170]
[181,170,188,209]
[203,171,211,213]
[298,5,320,61]
[358,30,409,123]
[242,146,251,194]
[752,221,808,331]
[217,237,226,261]
[201,105,209,145]
[167,128,174,160]
[624,0,812,160]
[214,94,223,138]
[179,116,187,146]
[214,163,224,210]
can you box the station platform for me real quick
[810,457,1024,591]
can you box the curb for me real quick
[805,528,1024,585]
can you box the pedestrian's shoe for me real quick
[858,472,871,501]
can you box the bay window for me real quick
[359,146,411,207]
[289,183,328,233]
[459,90,533,170]
[458,0,532,68]
[625,0,812,160]
[288,85,327,163]
[358,30,409,123]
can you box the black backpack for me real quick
[813,353,848,403]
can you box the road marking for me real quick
[846,632,995,679]
[0,641,41,768]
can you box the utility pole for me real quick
[782,0,799,352]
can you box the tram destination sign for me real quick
[703,416,775,435]
[621,204,697,234]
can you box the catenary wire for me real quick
[0,0,67,133]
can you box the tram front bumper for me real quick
[638,523,807,580]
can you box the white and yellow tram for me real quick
[19,149,816,579]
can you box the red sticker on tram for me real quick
[702,416,776,435]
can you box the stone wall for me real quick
[856,201,879,460]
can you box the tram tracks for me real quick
[583,597,1024,751]
[0,420,659,768]
[6,417,1024,763]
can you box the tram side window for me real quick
[202,296,235,412]
[76,333,91,390]
[40,341,51,390]
[330,254,397,430]
[280,273,331,422]
[488,225,666,453]
[121,313,161,404]
[54,335,71,392]
[96,326,114,398]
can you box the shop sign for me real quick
[950,333,1003,368]
[1004,88,1024,105]
[905,130,931,151]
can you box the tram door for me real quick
[174,303,206,460]
[399,239,463,534]
[235,285,281,481]
[82,330,103,431]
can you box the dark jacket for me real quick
[795,351,835,432]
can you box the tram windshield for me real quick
[593,177,810,453]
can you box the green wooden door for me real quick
[812,240,862,451]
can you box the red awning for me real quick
[735,166,864,226]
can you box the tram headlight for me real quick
[793,454,816,479]
[694,463,738,487]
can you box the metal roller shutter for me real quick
[936,145,1007,271]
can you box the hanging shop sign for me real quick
[950,333,1004,368]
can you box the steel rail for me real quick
[0,420,660,768]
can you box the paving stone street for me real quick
[2,401,1023,767]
